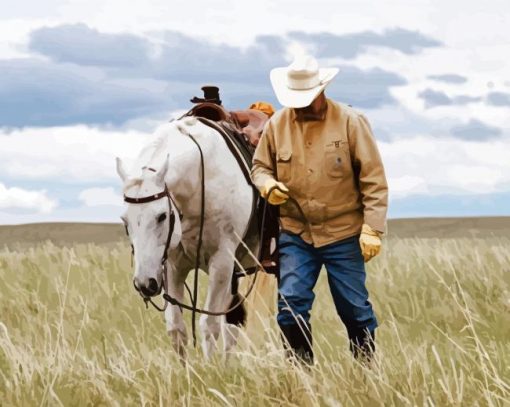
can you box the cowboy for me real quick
[250,55,388,364]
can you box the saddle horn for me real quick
[190,85,222,105]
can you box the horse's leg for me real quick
[164,254,190,360]
[222,268,246,357]
[222,295,242,357]
[199,243,237,360]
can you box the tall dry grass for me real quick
[1,237,509,406]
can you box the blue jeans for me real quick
[277,231,378,341]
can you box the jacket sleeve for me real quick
[250,120,276,192]
[348,113,389,234]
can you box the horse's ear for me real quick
[156,154,169,186]
[116,157,128,182]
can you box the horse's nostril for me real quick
[134,277,160,297]
[148,278,158,294]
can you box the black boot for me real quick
[349,328,375,363]
[279,322,314,365]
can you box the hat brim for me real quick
[270,67,339,108]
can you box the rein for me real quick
[123,131,264,348]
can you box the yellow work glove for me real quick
[261,178,289,205]
[359,223,382,262]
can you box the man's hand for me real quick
[261,178,289,205]
[359,223,382,262]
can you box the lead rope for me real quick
[267,186,311,239]
[186,132,205,348]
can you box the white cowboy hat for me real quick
[270,55,339,108]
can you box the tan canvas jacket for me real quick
[250,98,388,248]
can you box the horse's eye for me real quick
[157,213,167,223]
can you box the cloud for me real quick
[428,74,467,84]
[418,88,482,108]
[79,187,123,206]
[29,23,151,67]
[0,58,175,127]
[452,95,482,104]
[28,25,287,81]
[418,89,452,108]
[288,28,441,59]
[28,25,439,76]
[389,175,429,199]
[487,91,510,106]
[380,135,510,198]
[450,119,501,141]
[327,66,406,108]
[0,24,419,126]
[8,26,287,126]
[0,182,57,214]
[0,125,153,182]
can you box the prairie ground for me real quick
[0,219,509,406]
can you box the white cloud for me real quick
[379,135,510,198]
[347,44,510,129]
[0,125,155,182]
[0,182,57,213]
[388,175,428,199]
[79,187,123,207]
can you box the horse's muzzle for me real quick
[133,277,162,298]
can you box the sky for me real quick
[1,0,509,224]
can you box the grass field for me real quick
[1,219,509,406]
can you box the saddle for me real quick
[181,86,279,278]
[184,101,270,148]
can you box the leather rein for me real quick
[122,132,262,348]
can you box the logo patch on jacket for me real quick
[326,140,342,148]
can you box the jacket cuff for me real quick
[363,217,387,236]
[251,172,274,194]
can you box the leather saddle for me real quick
[184,102,270,148]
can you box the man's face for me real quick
[293,92,326,120]
[294,103,315,115]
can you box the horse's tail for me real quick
[226,292,247,326]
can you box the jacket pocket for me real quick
[276,149,292,182]
[324,143,347,179]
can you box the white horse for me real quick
[116,116,262,358]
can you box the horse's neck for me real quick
[159,121,217,211]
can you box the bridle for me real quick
[122,133,264,347]
[123,172,180,302]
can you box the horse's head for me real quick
[116,156,182,298]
